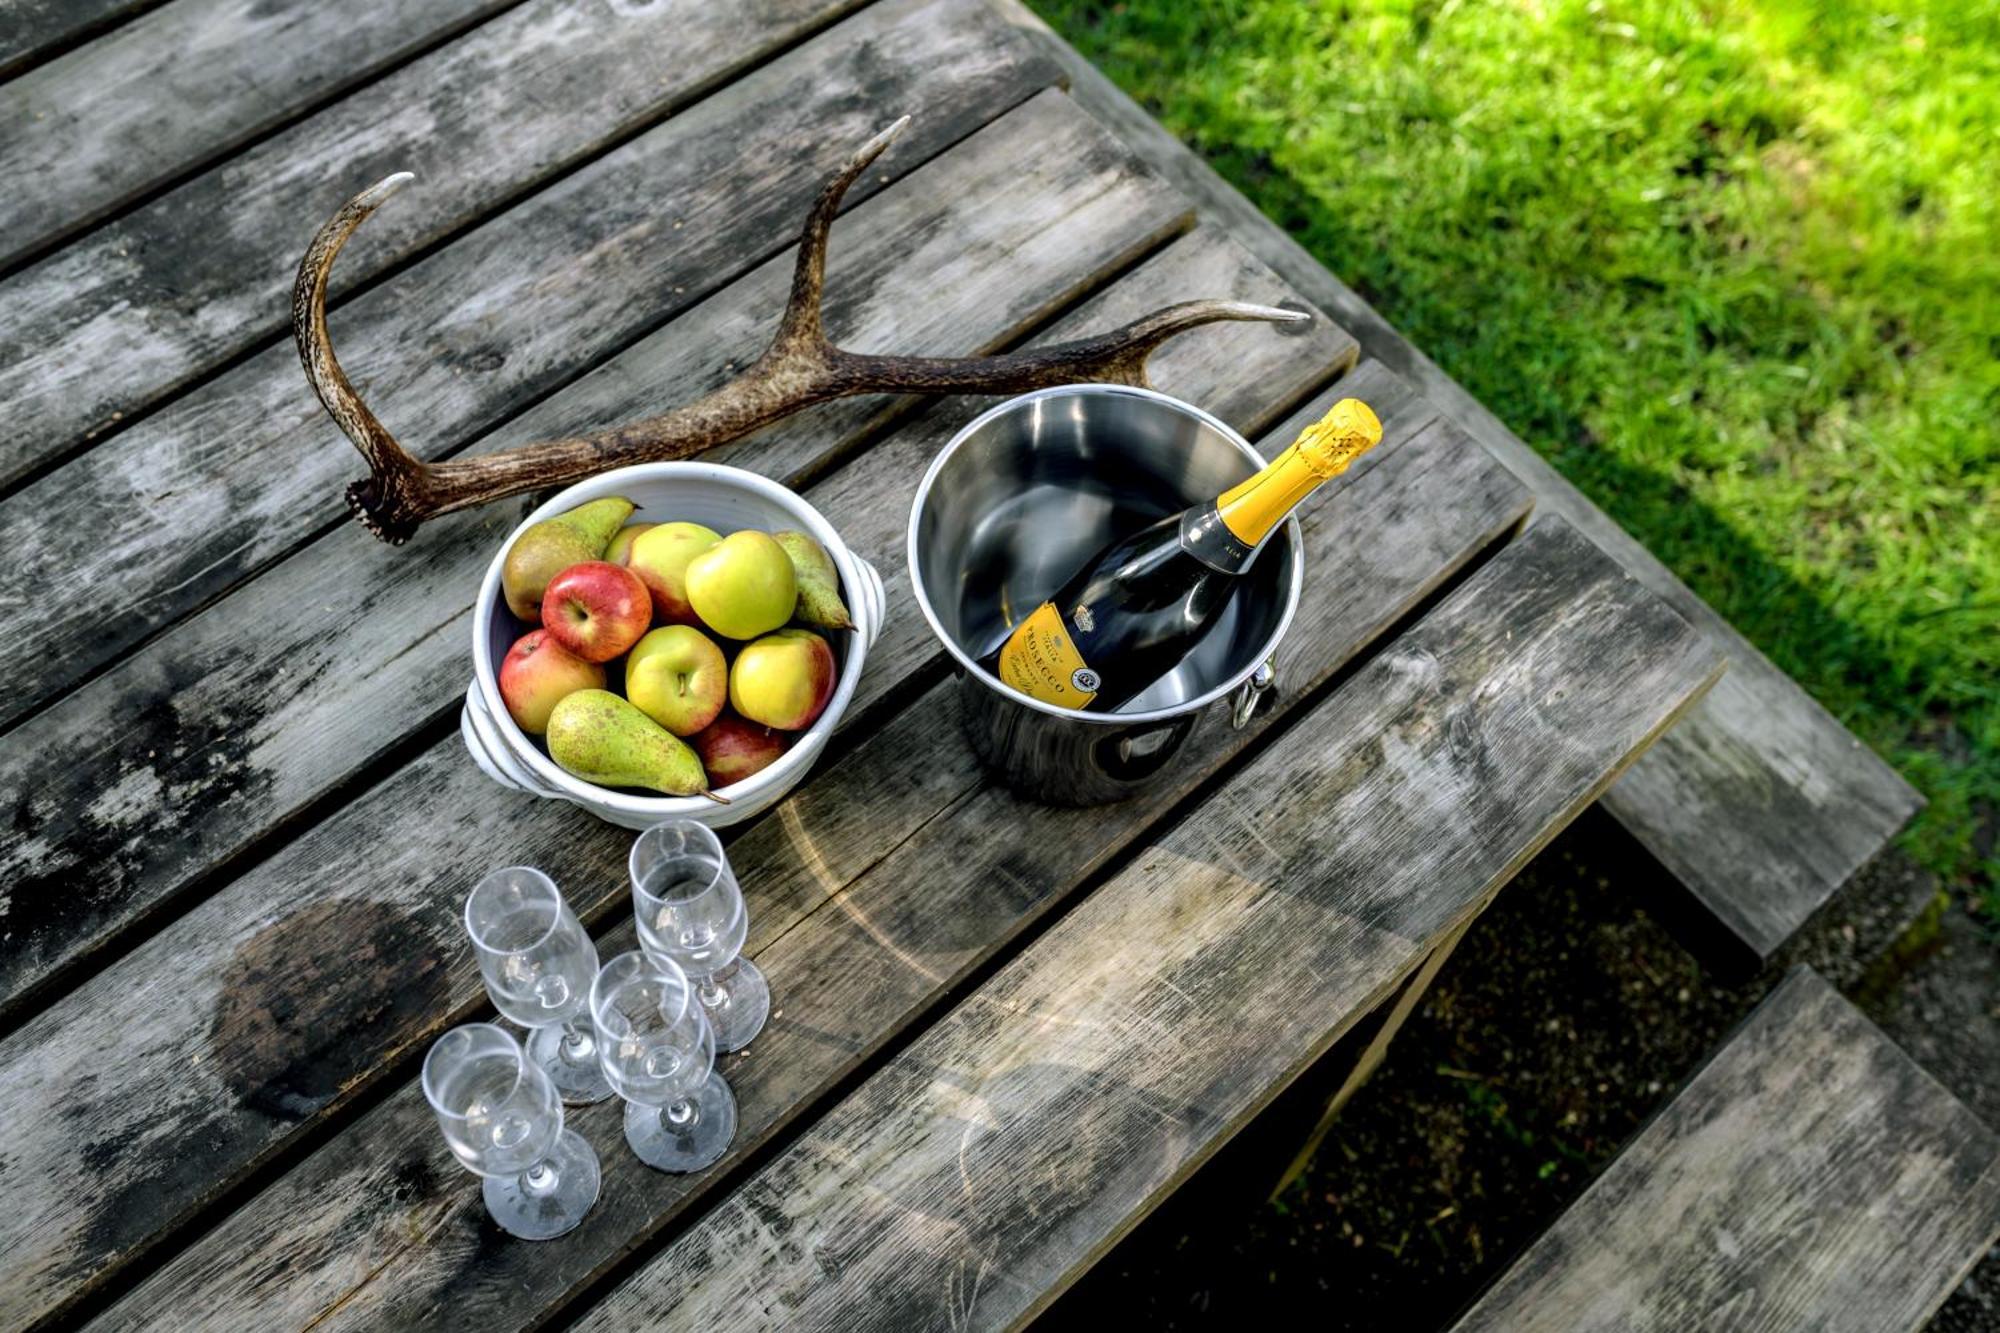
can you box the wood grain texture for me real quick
[0,88,1188,1019]
[573,518,1725,1332]
[984,0,1923,960]
[25,215,1329,1330]
[92,366,1521,1331]
[0,0,511,267]
[0,0,1056,729]
[1456,967,2000,1332]
[0,0,161,81]
[0,0,871,490]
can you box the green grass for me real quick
[1037,0,1999,916]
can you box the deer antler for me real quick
[295,117,1308,544]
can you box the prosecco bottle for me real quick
[980,397,1382,712]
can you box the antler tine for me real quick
[828,298,1310,392]
[292,171,429,544]
[773,115,910,353]
[295,118,1319,542]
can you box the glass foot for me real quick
[482,1128,600,1241]
[624,1071,737,1173]
[526,1023,615,1105]
[701,958,771,1054]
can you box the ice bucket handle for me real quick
[1230,659,1275,730]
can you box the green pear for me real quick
[545,689,708,795]
[501,497,634,621]
[772,530,855,631]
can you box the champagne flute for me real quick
[591,951,737,1172]
[629,821,770,1052]
[422,1023,601,1240]
[465,866,613,1105]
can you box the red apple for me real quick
[729,628,836,731]
[541,561,651,663]
[691,711,790,786]
[498,630,605,735]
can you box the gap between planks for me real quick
[0,0,524,276]
[13,208,1344,1330]
[0,0,883,496]
[0,83,1202,1032]
[74,364,1503,1331]
[0,0,1062,729]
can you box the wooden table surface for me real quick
[0,1,1723,1327]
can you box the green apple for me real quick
[605,521,657,566]
[628,521,720,625]
[625,625,728,736]
[686,530,797,640]
[729,627,836,730]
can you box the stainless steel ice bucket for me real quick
[908,384,1303,804]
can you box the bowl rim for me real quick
[473,460,868,815]
[905,383,1304,726]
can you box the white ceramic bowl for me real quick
[462,461,885,830]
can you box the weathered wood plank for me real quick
[0,0,873,490]
[90,365,1516,1330]
[0,0,159,82]
[0,0,1056,729]
[0,88,1192,1019]
[16,212,1338,1329]
[1455,967,2000,1332]
[0,0,511,267]
[570,518,1725,1332]
[986,0,1923,960]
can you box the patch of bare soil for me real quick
[1044,808,1999,1330]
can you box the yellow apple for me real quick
[685,530,796,640]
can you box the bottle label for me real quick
[995,602,1099,709]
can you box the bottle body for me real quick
[982,514,1237,712]
[979,398,1382,713]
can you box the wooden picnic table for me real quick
[0,1,1742,1327]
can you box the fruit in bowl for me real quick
[500,497,632,620]
[628,521,721,625]
[487,494,857,797]
[541,561,652,663]
[546,690,708,796]
[626,625,728,737]
[691,711,789,785]
[686,530,796,640]
[731,628,836,731]
[498,630,605,735]
[604,521,656,566]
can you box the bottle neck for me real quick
[1174,398,1384,575]
[1216,441,1334,547]
[1175,444,1329,574]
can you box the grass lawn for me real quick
[1033,0,1997,918]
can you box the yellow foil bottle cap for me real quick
[1293,398,1384,478]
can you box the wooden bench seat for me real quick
[1454,967,2000,1332]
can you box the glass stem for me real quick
[663,1097,701,1134]
[697,963,730,1009]
[521,1159,560,1197]
[557,1018,595,1063]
